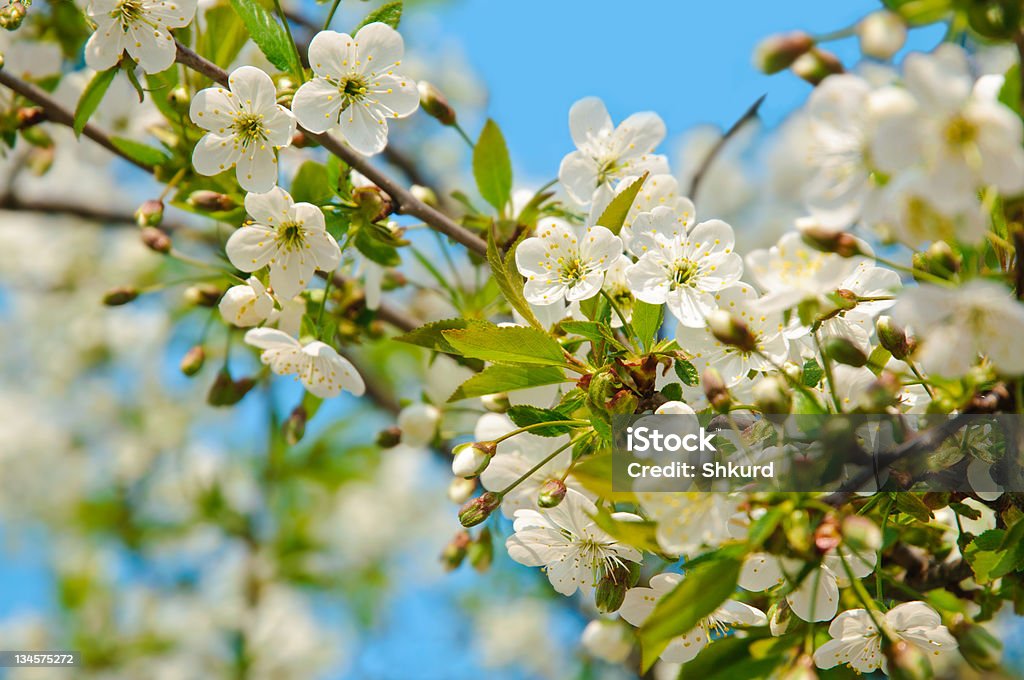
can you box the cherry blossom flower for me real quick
[580,619,632,664]
[85,0,197,74]
[291,23,419,156]
[619,572,766,663]
[226,187,341,300]
[559,97,669,206]
[190,66,296,192]
[636,492,741,556]
[515,218,622,305]
[218,276,273,327]
[625,206,743,327]
[813,601,957,673]
[243,328,364,398]
[505,489,641,596]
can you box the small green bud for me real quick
[103,286,138,306]
[187,190,236,212]
[458,491,502,527]
[140,226,172,254]
[707,310,757,353]
[417,81,457,126]
[824,336,868,367]
[858,371,901,412]
[841,515,882,553]
[752,375,791,415]
[376,425,402,448]
[912,241,959,280]
[166,86,191,113]
[283,405,307,445]
[799,225,862,258]
[207,369,255,406]
[352,185,394,223]
[411,184,439,208]
[594,562,635,614]
[184,283,222,307]
[702,367,731,412]
[952,619,1002,671]
[467,526,494,572]
[876,315,915,360]
[0,1,27,30]
[134,199,164,228]
[179,345,205,377]
[753,31,815,74]
[792,48,844,85]
[537,478,567,508]
[440,531,470,571]
[480,392,510,413]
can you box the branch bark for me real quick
[687,94,765,199]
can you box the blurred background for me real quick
[2,0,1009,678]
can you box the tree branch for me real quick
[174,41,488,257]
[687,94,765,199]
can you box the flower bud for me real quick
[417,81,457,126]
[753,31,815,74]
[480,392,510,413]
[858,371,901,412]
[140,226,172,254]
[594,562,636,614]
[814,516,842,554]
[207,369,255,406]
[0,1,27,30]
[451,442,494,478]
[440,531,470,571]
[179,345,205,376]
[753,375,791,415]
[581,619,633,664]
[184,283,222,307]
[283,405,307,445]
[187,190,236,212]
[448,476,476,504]
[458,491,501,527]
[884,639,933,680]
[841,515,882,553]
[823,336,868,367]
[792,48,844,85]
[769,600,792,636]
[912,241,959,280]
[352,185,394,223]
[376,425,402,448]
[537,478,567,508]
[16,106,45,129]
[467,526,494,571]
[702,367,731,412]
[799,225,862,258]
[134,199,164,228]
[952,619,1002,671]
[876,315,915,360]
[707,310,757,353]
[103,286,139,306]
[166,86,191,113]
[410,184,439,208]
[858,10,907,60]
[397,403,440,447]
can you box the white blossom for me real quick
[218,276,274,327]
[243,328,364,399]
[515,218,622,305]
[85,0,197,74]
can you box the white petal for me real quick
[568,97,613,150]
[307,30,356,79]
[291,78,345,133]
[356,21,405,71]
[228,65,279,114]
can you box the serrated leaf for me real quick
[473,119,513,212]
[965,529,1006,583]
[109,136,170,167]
[560,320,626,351]
[354,227,400,266]
[591,506,661,553]
[595,173,648,235]
[204,4,249,67]
[228,0,301,78]
[632,300,663,351]
[802,359,824,387]
[73,66,118,137]
[506,405,575,436]
[357,0,402,29]
[395,318,496,354]
[661,383,682,401]
[894,493,933,522]
[639,556,742,671]
[486,227,543,330]
[448,364,568,402]
[674,359,699,386]
[443,325,569,366]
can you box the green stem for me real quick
[906,360,935,399]
[316,274,332,339]
[600,289,638,351]
[815,332,843,413]
[499,438,575,495]
[273,0,305,84]
[873,253,954,288]
[453,122,474,149]
[322,0,342,30]
[492,420,589,445]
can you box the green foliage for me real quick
[1000,64,1021,117]
[442,325,570,366]
[110,137,171,168]
[485,228,544,329]
[595,172,647,235]
[291,161,333,206]
[448,365,568,402]
[632,300,663,351]
[204,4,251,68]
[395,318,496,354]
[561,320,627,352]
[228,0,303,78]
[506,405,575,436]
[357,1,402,29]
[674,358,699,386]
[473,119,513,213]
[73,67,118,137]
[591,506,662,553]
[802,358,824,387]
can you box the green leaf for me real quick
[632,300,663,351]
[204,4,250,67]
[639,556,742,671]
[674,359,699,387]
[354,227,400,266]
[661,383,683,401]
[591,506,661,553]
[991,517,1024,579]
[802,359,824,387]
[325,155,352,200]
[109,137,171,167]
[965,529,1006,584]
[73,66,118,137]
[561,320,626,351]
[1000,64,1021,117]
[473,119,513,212]
[595,173,648,235]
[228,0,301,78]
[443,325,569,366]
[485,227,543,330]
[449,364,568,402]
[357,0,402,29]
[395,318,496,354]
[506,405,575,436]
[290,161,332,205]
[894,493,933,522]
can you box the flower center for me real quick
[231,113,268,145]
[336,74,369,111]
[113,0,145,27]
[671,259,699,286]
[558,258,589,286]
[944,115,977,147]
[276,222,305,251]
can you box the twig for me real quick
[687,94,765,199]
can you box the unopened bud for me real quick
[16,106,45,128]
[417,81,457,126]
[708,310,757,353]
[451,441,494,478]
[537,478,567,508]
[166,86,191,113]
[134,199,164,228]
[841,515,882,553]
[859,371,901,412]
[376,425,402,448]
[467,526,494,571]
[103,286,138,306]
[140,226,172,254]
[184,283,222,307]
[179,345,205,376]
[0,1,27,30]
[799,225,861,257]
[410,184,439,208]
[352,185,394,223]
[458,491,501,527]
[858,10,907,60]
[876,316,915,360]
[824,336,868,367]
[187,190,236,212]
[480,392,510,413]
[912,241,960,280]
[814,516,842,553]
[769,600,793,636]
[594,562,637,614]
[606,388,639,415]
[207,369,255,406]
[952,619,1002,671]
[702,367,731,412]
[440,531,470,571]
[884,639,933,680]
[283,405,307,445]
[397,403,440,447]
[448,477,476,504]
[753,31,815,74]
[290,129,310,148]
[792,48,844,85]
[753,375,791,415]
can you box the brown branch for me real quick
[687,94,765,199]
[174,41,487,257]
[0,69,154,173]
